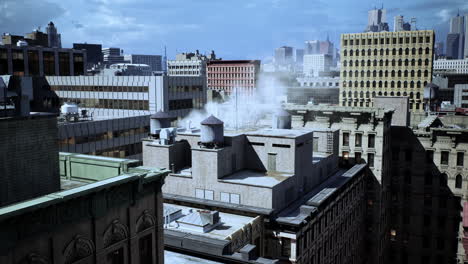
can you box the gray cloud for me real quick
[0,0,65,35]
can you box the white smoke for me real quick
[180,73,287,130]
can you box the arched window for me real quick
[360,81,365,87]
[411,70,415,77]
[397,92,401,96]
[392,48,396,55]
[424,70,428,77]
[349,71,353,77]
[360,91,364,98]
[410,92,414,98]
[410,81,414,88]
[417,70,421,77]
[343,50,347,56]
[398,48,403,55]
[380,49,384,56]
[367,70,371,77]
[403,81,407,88]
[361,70,365,77]
[391,70,395,77]
[374,49,378,55]
[354,91,358,98]
[385,71,388,77]
[404,59,409,66]
[378,81,382,88]
[379,70,383,77]
[392,60,395,66]
[403,92,407,96]
[355,60,359,66]
[418,59,422,66]
[391,81,395,87]
[425,59,429,66]
[425,47,430,54]
[411,48,416,55]
[398,70,402,77]
[384,81,388,87]
[398,59,402,66]
[355,70,358,76]
[372,91,376,97]
[349,60,353,67]
[367,60,371,66]
[405,48,409,55]
[456,175,462,189]
[366,91,370,98]
[366,81,370,88]
[361,49,365,56]
[350,50,353,56]
[385,49,389,55]
[343,71,347,77]
[373,71,377,77]
[419,48,423,54]
[348,91,352,97]
[411,59,415,66]
[368,49,371,55]
[416,92,421,99]
[397,81,401,88]
[348,81,352,87]
[372,81,376,87]
[384,92,388,96]
[404,70,408,77]
[354,81,358,87]
[373,60,377,66]
[385,60,389,66]
[390,92,394,96]
[361,60,365,66]
[379,60,383,66]
[356,50,360,56]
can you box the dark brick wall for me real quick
[0,115,60,207]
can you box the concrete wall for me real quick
[374,96,409,126]
[0,114,60,207]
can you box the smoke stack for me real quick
[150,111,173,137]
[200,115,224,148]
[272,109,291,129]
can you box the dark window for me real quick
[27,50,40,76]
[456,175,462,189]
[368,134,375,148]
[457,152,464,166]
[367,153,374,167]
[12,50,24,76]
[273,144,290,148]
[139,234,153,264]
[0,48,7,75]
[343,132,349,146]
[355,133,362,147]
[355,152,361,163]
[441,151,449,165]
[107,248,124,264]
[73,53,84,75]
[249,142,264,146]
[43,51,55,75]
[59,52,70,75]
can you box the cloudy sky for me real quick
[1,0,467,61]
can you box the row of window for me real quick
[343,69,429,79]
[343,36,431,46]
[168,85,203,93]
[208,66,256,72]
[208,73,255,78]
[342,132,375,148]
[60,98,149,110]
[342,58,430,68]
[51,85,149,93]
[342,80,428,89]
[195,188,241,204]
[343,47,431,57]
[343,91,421,99]
[58,127,148,146]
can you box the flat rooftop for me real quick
[219,169,293,188]
[164,204,255,240]
[244,128,311,138]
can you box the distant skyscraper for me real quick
[448,13,465,59]
[435,42,444,57]
[303,54,332,76]
[305,40,320,54]
[274,46,293,65]
[447,33,461,59]
[394,15,412,32]
[365,8,389,32]
[46,21,61,48]
[295,49,304,64]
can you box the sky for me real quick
[1,0,467,61]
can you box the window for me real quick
[367,153,375,167]
[195,189,214,200]
[343,151,349,160]
[139,235,153,264]
[355,133,362,147]
[457,152,464,166]
[456,175,462,189]
[355,152,362,163]
[107,248,124,264]
[221,192,240,204]
[368,134,375,148]
[441,151,449,165]
[313,137,319,152]
[343,132,349,146]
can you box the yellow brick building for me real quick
[339,30,434,112]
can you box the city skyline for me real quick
[1,0,467,60]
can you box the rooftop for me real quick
[164,204,255,240]
[244,128,310,138]
[219,169,293,188]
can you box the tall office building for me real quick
[102,47,125,65]
[447,13,466,59]
[365,8,389,32]
[447,33,462,59]
[295,48,304,64]
[73,43,103,68]
[393,15,411,32]
[124,54,162,72]
[305,40,320,54]
[339,30,434,112]
[435,42,444,57]
[303,54,332,76]
[274,46,293,65]
[46,21,61,48]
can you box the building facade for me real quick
[206,60,260,95]
[447,33,464,59]
[303,54,332,76]
[167,50,216,77]
[0,44,86,76]
[103,47,125,65]
[275,46,294,65]
[46,75,206,119]
[339,30,434,112]
[434,58,468,74]
[288,76,340,105]
[73,43,103,68]
[0,152,169,264]
[454,84,468,108]
[365,8,389,32]
[124,54,162,72]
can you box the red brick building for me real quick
[207,60,260,95]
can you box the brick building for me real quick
[207,60,260,96]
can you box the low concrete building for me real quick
[454,84,468,108]
[142,113,369,263]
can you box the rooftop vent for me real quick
[199,115,224,148]
[150,111,173,137]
